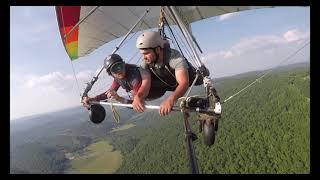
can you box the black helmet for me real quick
[104,54,124,75]
[88,104,106,124]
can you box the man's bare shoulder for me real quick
[140,61,148,69]
[139,67,150,77]
[169,48,189,70]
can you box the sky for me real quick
[10,6,310,120]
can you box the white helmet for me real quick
[136,31,165,49]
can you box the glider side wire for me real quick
[222,41,310,104]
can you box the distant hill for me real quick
[214,62,309,81]
[111,62,310,174]
[10,62,309,174]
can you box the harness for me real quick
[115,64,141,93]
[148,46,202,91]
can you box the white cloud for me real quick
[10,69,110,120]
[11,83,80,120]
[202,35,283,62]
[236,35,284,56]
[283,29,309,43]
[201,28,310,78]
[25,72,63,88]
[203,28,309,62]
[223,51,234,58]
[76,70,96,82]
[218,12,240,21]
[283,29,300,42]
[23,70,96,92]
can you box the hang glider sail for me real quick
[56,6,273,61]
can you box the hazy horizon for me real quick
[10,6,310,120]
[10,61,309,121]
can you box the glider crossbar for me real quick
[90,101,216,114]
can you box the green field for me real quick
[66,140,122,174]
[110,123,136,133]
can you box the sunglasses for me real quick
[110,62,125,74]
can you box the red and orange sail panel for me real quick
[56,6,81,60]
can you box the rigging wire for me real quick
[162,8,207,99]
[165,23,197,68]
[163,10,199,68]
[126,20,145,64]
[166,7,203,68]
[86,73,108,97]
[171,26,198,68]
[63,6,100,40]
[82,8,151,99]
[163,10,193,58]
[164,24,196,69]
[127,50,141,64]
[166,30,195,66]
[118,19,144,50]
[69,62,82,98]
[133,54,143,65]
[86,23,147,97]
[59,7,82,98]
[90,16,146,96]
[163,16,187,59]
[222,41,310,104]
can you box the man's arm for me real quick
[132,68,151,112]
[168,49,189,101]
[93,80,120,101]
[159,69,189,116]
[134,68,151,99]
[169,69,189,102]
[82,80,120,107]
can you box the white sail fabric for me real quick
[57,6,274,60]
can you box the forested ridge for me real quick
[10,63,309,174]
[109,64,310,173]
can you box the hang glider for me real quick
[55,6,279,174]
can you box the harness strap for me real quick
[109,101,120,124]
[150,66,177,88]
